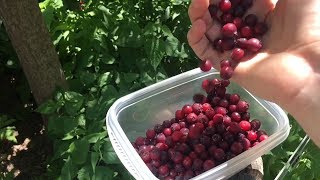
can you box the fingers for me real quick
[244,0,276,22]
[188,0,210,23]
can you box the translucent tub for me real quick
[106,68,290,180]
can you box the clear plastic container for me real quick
[106,68,290,180]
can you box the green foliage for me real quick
[37,0,196,179]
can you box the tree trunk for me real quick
[0,0,67,105]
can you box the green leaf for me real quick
[103,140,120,164]
[0,126,17,143]
[80,72,96,86]
[42,6,54,29]
[60,157,77,180]
[165,35,179,56]
[101,54,115,65]
[36,99,58,114]
[63,116,78,134]
[115,22,142,48]
[84,132,107,143]
[93,166,114,180]
[98,72,112,88]
[123,73,139,83]
[48,115,65,136]
[69,139,90,165]
[77,165,92,180]
[64,92,84,115]
[91,152,100,174]
[144,37,166,70]
[0,115,16,129]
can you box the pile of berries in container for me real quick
[132,0,270,179]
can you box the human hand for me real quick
[187,0,320,146]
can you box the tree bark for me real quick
[0,0,67,105]
[229,157,264,180]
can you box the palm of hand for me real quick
[188,0,320,105]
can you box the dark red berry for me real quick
[252,141,259,147]
[244,14,258,27]
[212,134,222,144]
[222,23,237,37]
[188,124,203,139]
[250,119,261,130]
[175,110,184,120]
[158,165,169,177]
[223,115,232,126]
[171,123,181,131]
[200,60,212,72]
[213,148,226,161]
[208,4,219,17]
[241,0,253,8]
[246,38,262,52]
[202,79,211,92]
[219,0,232,12]
[231,112,241,122]
[219,99,229,108]
[228,105,237,112]
[150,148,161,160]
[228,122,241,134]
[205,108,215,119]
[229,94,240,104]
[231,48,245,61]
[241,112,251,121]
[215,106,227,116]
[233,17,243,28]
[257,130,267,137]
[221,38,236,51]
[174,163,185,173]
[194,144,206,154]
[140,151,151,163]
[220,59,232,68]
[219,141,229,151]
[214,38,224,52]
[162,120,172,128]
[192,103,203,115]
[240,26,253,38]
[220,66,234,80]
[220,13,234,24]
[237,100,249,112]
[172,131,183,142]
[156,142,169,151]
[254,22,268,36]
[203,159,216,171]
[223,131,235,143]
[212,78,221,87]
[186,113,198,124]
[242,138,251,150]
[231,142,244,155]
[221,79,230,87]
[192,158,203,171]
[183,156,193,169]
[193,94,207,104]
[163,128,172,136]
[197,113,209,124]
[236,38,248,48]
[146,129,156,139]
[135,136,145,146]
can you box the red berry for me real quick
[215,106,227,115]
[192,103,203,115]
[213,148,226,161]
[203,159,216,171]
[247,38,262,52]
[233,17,243,29]
[163,128,172,136]
[239,120,251,131]
[201,79,211,92]
[146,129,156,139]
[194,144,206,154]
[240,26,253,38]
[237,100,249,112]
[182,105,193,115]
[175,110,184,120]
[219,0,232,12]
[250,119,261,130]
[192,158,203,171]
[135,136,145,146]
[172,131,183,142]
[221,38,236,51]
[228,105,237,112]
[254,22,268,36]
[202,103,212,112]
[183,156,193,169]
[200,60,212,72]
[156,133,166,143]
[236,38,248,48]
[222,23,237,37]
[229,94,240,104]
[220,13,234,24]
[259,134,268,142]
[220,59,232,68]
[242,138,251,150]
[223,115,232,126]
[231,112,241,122]
[220,66,234,80]
[186,113,198,124]
[230,142,244,155]
[231,48,245,62]
[171,123,181,131]
[158,165,169,177]
[247,131,258,141]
